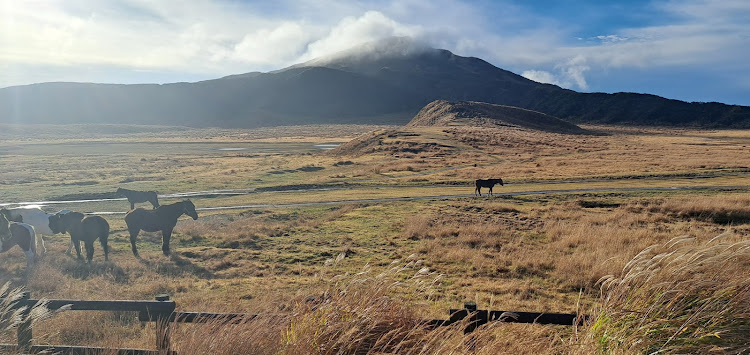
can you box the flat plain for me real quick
[1,123,748,353]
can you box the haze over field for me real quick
[2,0,749,106]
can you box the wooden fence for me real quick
[1,294,585,354]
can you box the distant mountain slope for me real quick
[408,100,589,134]
[2,37,749,128]
[0,67,419,128]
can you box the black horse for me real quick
[125,200,198,257]
[48,211,109,263]
[117,187,160,210]
[475,178,504,196]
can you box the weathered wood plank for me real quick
[138,311,258,323]
[9,299,176,313]
[0,344,161,355]
[448,308,586,326]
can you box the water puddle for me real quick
[314,143,341,150]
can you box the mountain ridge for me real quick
[2,37,749,128]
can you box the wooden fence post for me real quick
[463,301,487,334]
[155,294,172,354]
[17,291,32,350]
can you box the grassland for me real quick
[1,123,748,354]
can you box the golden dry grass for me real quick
[146,263,569,355]
[1,124,749,353]
[588,236,750,353]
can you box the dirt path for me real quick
[83,184,750,215]
[3,176,749,214]
[190,184,749,212]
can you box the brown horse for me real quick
[49,211,110,262]
[117,187,160,210]
[125,200,198,257]
[475,178,504,196]
[1,213,38,268]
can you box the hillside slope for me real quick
[408,100,589,134]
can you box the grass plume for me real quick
[589,234,750,353]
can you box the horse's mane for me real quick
[0,208,21,222]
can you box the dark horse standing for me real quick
[475,178,504,196]
[48,211,109,263]
[125,200,198,257]
[117,187,160,210]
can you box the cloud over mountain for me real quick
[1,0,749,105]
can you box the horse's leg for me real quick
[489,186,493,196]
[25,248,35,268]
[129,228,140,257]
[73,237,83,260]
[66,239,73,254]
[161,229,172,256]
[100,235,109,261]
[130,201,135,210]
[84,240,95,263]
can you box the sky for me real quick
[1,0,749,106]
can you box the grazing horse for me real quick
[125,200,198,257]
[475,178,504,196]
[0,207,73,255]
[117,187,160,210]
[48,212,109,262]
[0,213,38,268]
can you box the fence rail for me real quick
[1,294,585,354]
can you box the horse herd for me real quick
[0,187,198,269]
[2,180,503,269]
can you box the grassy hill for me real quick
[407,100,590,134]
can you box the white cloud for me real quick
[0,1,429,85]
[232,22,314,66]
[0,0,749,105]
[595,35,629,43]
[521,70,560,86]
[301,11,421,61]
[522,56,590,90]
[556,55,590,90]
[470,0,750,93]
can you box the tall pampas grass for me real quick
[169,260,568,354]
[1,282,62,341]
[171,261,443,354]
[589,233,750,353]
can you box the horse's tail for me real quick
[36,232,46,259]
[103,219,110,238]
[21,223,44,260]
